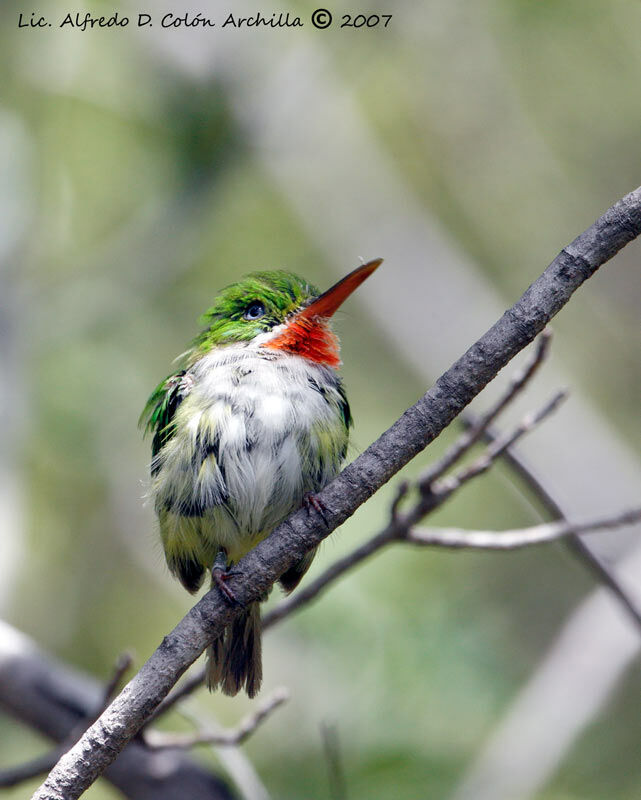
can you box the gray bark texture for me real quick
[0,624,234,799]
[32,186,641,800]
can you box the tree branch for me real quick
[0,622,234,800]
[145,688,289,750]
[427,390,567,501]
[471,419,641,630]
[101,652,134,707]
[32,186,641,800]
[0,650,134,790]
[407,509,641,549]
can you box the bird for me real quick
[140,258,382,697]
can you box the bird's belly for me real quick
[153,354,346,566]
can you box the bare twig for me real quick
[146,687,289,750]
[171,701,277,800]
[390,479,410,520]
[564,534,641,628]
[420,329,553,486]
[471,418,641,631]
[430,390,568,500]
[101,652,134,708]
[407,509,641,549]
[33,186,641,800]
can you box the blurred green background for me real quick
[1,1,640,798]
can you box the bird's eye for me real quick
[243,301,266,321]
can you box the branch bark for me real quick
[0,622,234,800]
[32,186,641,800]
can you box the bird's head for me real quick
[191,258,382,368]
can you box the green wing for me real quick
[337,381,352,431]
[139,371,191,469]
[336,381,352,461]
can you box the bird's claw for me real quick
[212,566,243,607]
[303,492,330,528]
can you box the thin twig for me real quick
[432,390,568,499]
[390,480,410,520]
[407,509,641,549]
[172,702,275,800]
[469,416,641,631]
[146,687,290,750]
[101,652,133,707]
[420,330,553,487]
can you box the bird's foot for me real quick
[212,566,243,606]
[303,492,330,527]
[212,550,243,607]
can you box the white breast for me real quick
[152,346,346,562]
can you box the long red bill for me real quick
[299,258,383,320]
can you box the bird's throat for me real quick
[265,318,340,367]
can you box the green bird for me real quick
[140,258,381,697]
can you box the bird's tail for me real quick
[206,600,262,698]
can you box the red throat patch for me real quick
[265,318,340,367]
